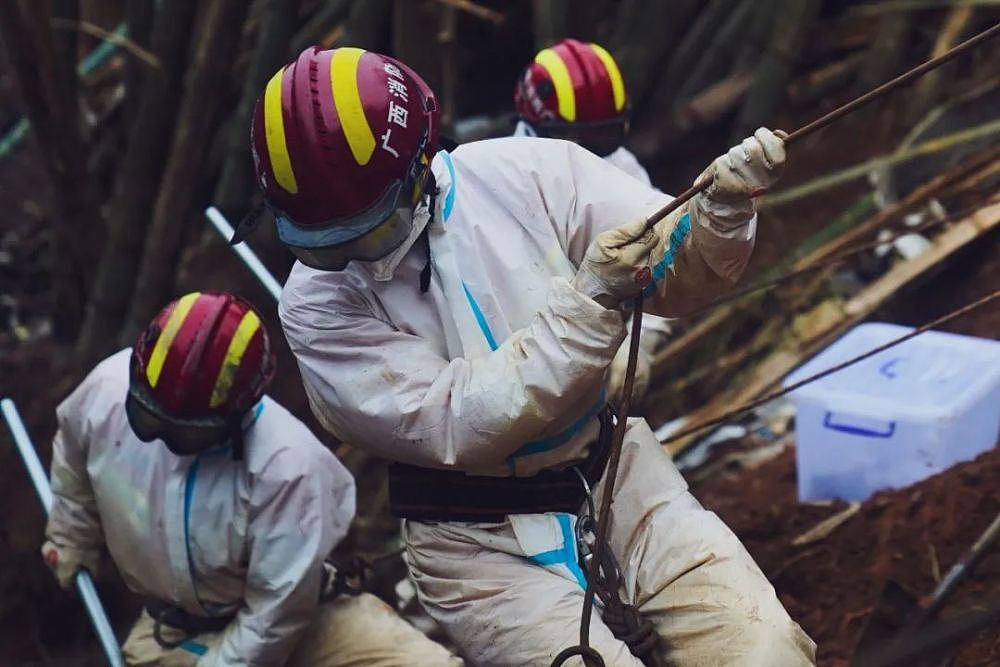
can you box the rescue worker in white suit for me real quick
[513,38,672,405]
[42,291,462,666]
[242,46,817,665]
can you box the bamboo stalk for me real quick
[674,0,753,105]
[761,118,1000,208]
[791,145,1000,269]
[75,0,200,367]
[123,0,252,342]
[50,18,159,69]
[732,0,821,141]
[908,5,979,121]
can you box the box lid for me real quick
[782,322,1000,414]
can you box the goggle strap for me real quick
[231,202,267,245]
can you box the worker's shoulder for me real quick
[246,396,337,479]
[62,348,131,409]
[605,146,652,185]
[450,135,582,171]
[278,260,370,327]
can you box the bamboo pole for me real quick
[75,0,200,367]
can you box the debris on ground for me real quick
[692,440,1000,665]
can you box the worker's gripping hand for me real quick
[696,127,786,231]
[41,540,101,591]
[572,217,662,309]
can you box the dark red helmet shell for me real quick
[515,38,628,126]
[130,292,275,419]
[251,47,439,229]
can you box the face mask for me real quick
[362,204,431,282]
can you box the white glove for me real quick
[695,127,786,231]
[572,217,662,308]
[41,540,101,591]
[607,325,670,406]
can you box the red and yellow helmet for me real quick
[126,292,275,456]
[248,47,440,271]
[514,39,629,156]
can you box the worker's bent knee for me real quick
[659,579,816,666]
[290,593,463,666]
[724,598,816,667]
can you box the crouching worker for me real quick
[41,291,462,666]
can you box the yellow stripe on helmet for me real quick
[147,292,201,388]
[590,43,625,112]
[263,68,299,194]
[331,48,376,166]
[534,48,576,122]
[209,310,262,408]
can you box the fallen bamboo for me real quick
[908,4,978,122]
[918,509,1000,624]
[430,0,504,24]
[50,17,159,69]
[760,118,1000,208]
[642,23,1000,237]
[791,145,1000,269]
[661,199,1000,454]
[792,503,862,547]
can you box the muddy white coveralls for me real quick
[44,349,461,666]
[513,118,653,187]
[280,137,816,665]
[514,118,671,405]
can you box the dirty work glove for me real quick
[694,127,786,231]
[607,325,670,406]
[41,540,101,591]
[572,217,662,309]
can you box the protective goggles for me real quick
[534,118,628,158]
[125,389,236,457]
[276,199,417,272]
[273,129,431,272]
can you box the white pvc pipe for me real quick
[1,398,125,667]
[205,207,283,302]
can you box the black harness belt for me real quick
[145,598,234,648]
[389,407,613,522]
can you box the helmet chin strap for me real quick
[419,177,438,293]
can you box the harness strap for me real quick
[145,598,233,648]
[388,407,613,522]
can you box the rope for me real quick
[551,303,646,667]
[554,24,1000,664]
[640,22,1000,236]
[660,287,1000,447]
[682,197,994,320]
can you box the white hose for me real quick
[205,207,283,302]
[1,398,124,667]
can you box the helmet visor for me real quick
[125,391,234,456]
[283,208,414,271]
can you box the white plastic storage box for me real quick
[783,322,1000,501]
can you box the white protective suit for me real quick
[280,137,816,665]
[512,119,652,185]
[45,349,460,667]
[514,118,671,405]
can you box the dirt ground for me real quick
[687,233,1000,666]
[692,440,1000,666]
